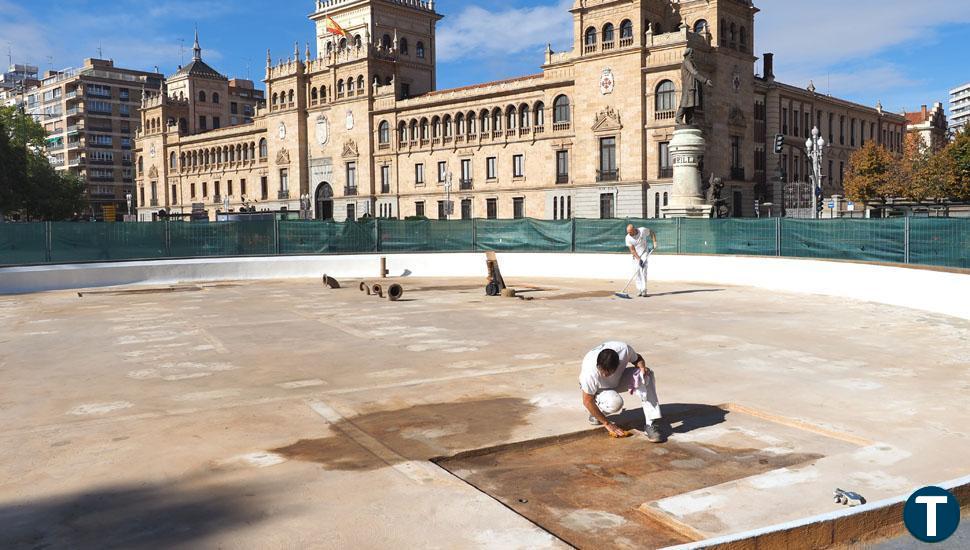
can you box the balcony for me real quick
[602,41,615,51]
[150,198,159,207]
[277,189,290,200]
[731,167,746,180]
[213,195,222,205]
[655,111,676,121]
[596,169,619,182]
[552,122,571,132]
[619,36,634,47]
[659,167,673,179]
[381,184,390,194]
[583,44,596,54]
[68,157,85,167]
[459,179,473,190]
[556,174,569,184]
[65,90,78,100]
[344,186,358,197]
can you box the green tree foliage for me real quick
[0,106,87,220]
[844,142,896,204]
[942,126,970,201]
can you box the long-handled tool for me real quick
[614,267,640,300]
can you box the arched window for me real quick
[212,92,220,104]
[492,107,502,131]
[339,38,347,51]
[381,34,392,50]
[180,153,185,168]
[311,87,318,102]
[398,122,407,143]
[455,113,465,135]
[506,106,516,129]
[416,41,425,59]
[354,35,362,49]
[655,80,676,112]
[377,120,391,145]
[399,38,409,55]
[518,104,530,128]
[740,26,747,47]
[288,90,294,104]
[326,42,333,56]
[654,193,660,218]
[431,116,441,138]
[443,115,453,137]
[198,91,206,102]
[553,95,570,123]
[534,101,545,127]
[320,86,328,102]
[480,109,490,132]
[467,112,476,134]
[337,80,345,96]
[730,22,737,42]
[357,75,365,93]
[693,19,709,34]
[259,138,268,158]
[602,23,615,44]
[170,152,177,169]
[663,192,669,206]
[179,118,188,134]
[620,20,633,40]
[409,120,418,141]
[584,27,597,47]
[272,92,278,106]
[138,156,143,174]
[347,78,355,95]
[420,118,429,139]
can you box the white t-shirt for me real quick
[579,341,639,395]
[625,227,653,256]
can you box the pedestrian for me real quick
[579,341,665,442]
[625,224,658,298]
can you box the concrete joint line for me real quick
[308,399,440,485]
[721,402,876,447]
[318,362,572,396]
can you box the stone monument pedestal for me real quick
[662,126,712,219]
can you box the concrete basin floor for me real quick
[0,276,968,549]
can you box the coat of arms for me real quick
[599,68,615,95]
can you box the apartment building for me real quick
[950,82,970,135]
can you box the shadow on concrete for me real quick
[0,473,279,550]
[648,289,725,298]
[610,403,729,434]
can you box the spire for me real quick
[305,42,311,63]
[294,41,300,62]
[266,48,272,69]
[192,27,202,61]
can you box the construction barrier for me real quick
[0,218,967,269]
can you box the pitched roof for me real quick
[172,59,226,80]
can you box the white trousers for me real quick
[634,256,649,293]
[602,367,663,425]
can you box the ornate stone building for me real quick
[135,0,906,221]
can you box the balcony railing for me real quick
[556,174,569,184]
[277,189,290,200]
[596,169,619,182]
[150,198,159,207]
[213,195,222,205]
[731,167,746,180]
[459,179,473,190]
[655,111,676,121]
[619,36,634,47]
[381,184,390,194]
[659,167,673,179]
[552,122,571,132]
[344,186,358,196]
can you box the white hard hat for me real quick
[595,390,624,415]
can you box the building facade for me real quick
[136,0,906,222]
[0,64,40,107]
[26,58,163,218]
[950,82,970,135]
[904,103,948,152]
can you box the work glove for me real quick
[639,260,646,269]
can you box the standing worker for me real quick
[626,224,658,298]
[580,341,665,442]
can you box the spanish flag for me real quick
[325,16,351,38]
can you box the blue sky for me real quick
[3,0,969,116]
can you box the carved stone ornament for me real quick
[728,106,747,127]
[345,110,354,130]
[591,106,622,132]
[316,116,330,146]
[341,139,359,158]
[599,68,615,95]
[732,65,742,92]
[148,165,158,178]
[278,122,286,140]
[276,148,291,165]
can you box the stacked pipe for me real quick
[359,281,404,301]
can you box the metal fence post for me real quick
[374,218,381,253]
[675,218,683,254]
[904,216,911,264]
[775,217,782,257]
[45,221,52,263]
[273,217,281,256]
[570,218,577,253]
[472,218,478,251]
[164,221,172,258]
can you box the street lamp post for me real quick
[806,126,826,219]
[444,171,453,220]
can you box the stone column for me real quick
[662,126,711,218]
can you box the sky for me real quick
[3,0,969,116]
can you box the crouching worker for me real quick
[580,341,665,442]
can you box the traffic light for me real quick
[774,134,785,154]
[815,186,824,215]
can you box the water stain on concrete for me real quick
[273,397,535,472]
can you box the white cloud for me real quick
[437,0,574,63]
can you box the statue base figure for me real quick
[662,126,712,219]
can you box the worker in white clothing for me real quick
[579,341,665,442]
[625,224,658,298]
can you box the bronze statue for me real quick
[675,48,714,125]
[704,173,729,218]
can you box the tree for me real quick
[0,106,87,220]
[895,133,932,202]
[942,126,970,201]
[844,142,896,205]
